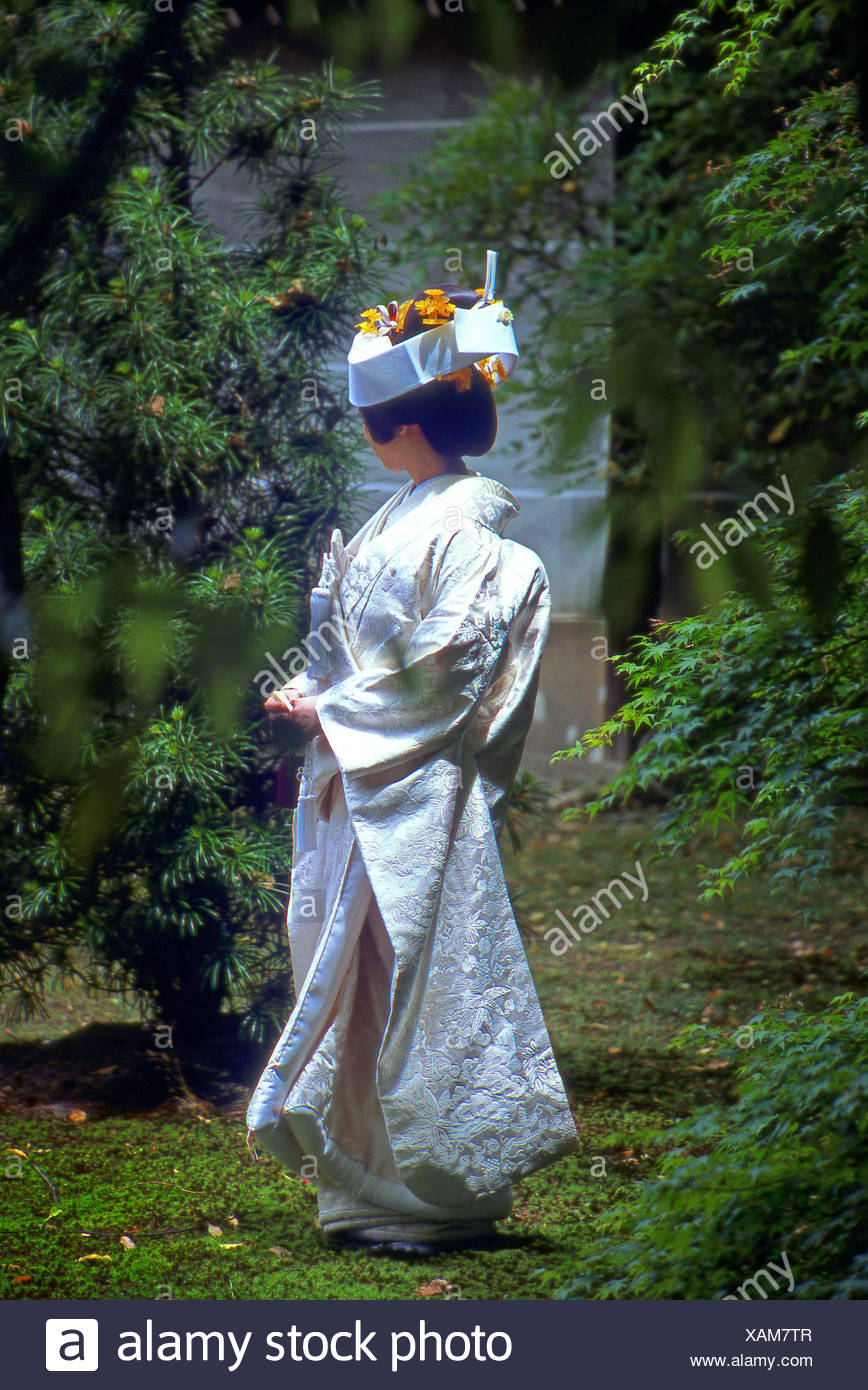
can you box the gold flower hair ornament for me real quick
[359,290,513,390]
[475,356,509,387]
[436,365,475,391]
[436,357,509,391]
[357,286,512,339]
[347,252,518,408]
[413,288,457,326]
[356,302,397,337]
[356,289,457,337]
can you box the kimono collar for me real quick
[395,470,519,537]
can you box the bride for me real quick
[246,252,578,1256]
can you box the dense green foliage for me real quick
[552,994,868,1300]
[558,0,868,891]
[550,0,868,1300]
[564,480,868,900]
[0,1,378,1042]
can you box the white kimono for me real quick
[246,469,578,1240]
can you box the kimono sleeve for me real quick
[274,668,317,700]
[315,529,511,779]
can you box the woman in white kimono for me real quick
[246,253,578,1254]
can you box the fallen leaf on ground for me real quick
[416,1278,457,1297]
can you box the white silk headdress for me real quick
[346,249,518,408]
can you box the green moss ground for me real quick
[2,805,866,1300]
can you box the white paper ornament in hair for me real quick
[347,249,518,408]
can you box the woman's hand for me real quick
[264,688,322,742]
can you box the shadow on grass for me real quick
[681,948,866,994]
[0,1017,735,1127]
[560,1047,735,1112]
[0,1017,269,1117]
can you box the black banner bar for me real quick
[4,1298,861,1387]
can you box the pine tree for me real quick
[0,1,378,1047]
